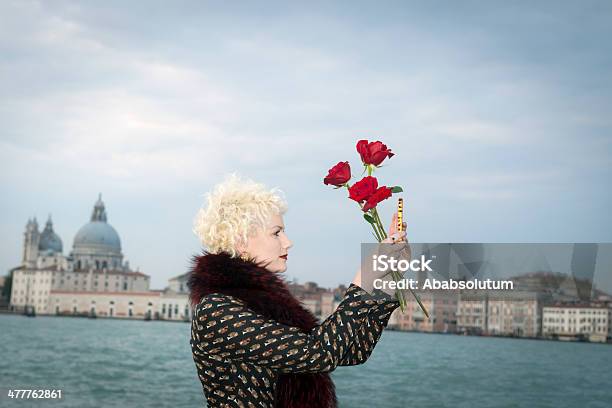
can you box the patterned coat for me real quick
[187,251,399,408]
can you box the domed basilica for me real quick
[10,196,190,320]
[22,194,130,273]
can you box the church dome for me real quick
[38,215,63,253]
[73,222,121,251]
[72,195,122,254]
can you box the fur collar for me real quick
[188,251,337,408]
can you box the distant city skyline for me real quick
[1,1,611,290]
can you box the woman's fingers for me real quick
[383,213,408,242]
[386,231,406,243]
[389,212,398,236]
[394,231,407,242]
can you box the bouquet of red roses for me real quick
[323,140,428,315]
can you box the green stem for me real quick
[372,208,388,240]
[372,212,386,242]
[409,286,429,318]
[371,222,382,242]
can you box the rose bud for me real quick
[362,186,393,211]
[348,176,378,203]
[356,139,395,166]
[323,161,351,186]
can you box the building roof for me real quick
[50,290,161,297]
[27,267,149,278]
[459,290,550,301]
[72,195,122,254]
[38,215,63,254]
[169,272,190,281]
[544,301,611,309]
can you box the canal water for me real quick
[1,315,610,407]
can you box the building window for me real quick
[123,282,128,290]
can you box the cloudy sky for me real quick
[1,1,611,292]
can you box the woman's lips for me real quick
[279,255,288,259]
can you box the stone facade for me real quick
[9,196,189,321]
[390,290,458,333]
[543,303,612,342]
[456,290,551,337]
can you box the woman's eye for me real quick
[274,231,281,236]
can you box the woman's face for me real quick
[238,213,293,273]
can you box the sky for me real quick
[1,1,611,292]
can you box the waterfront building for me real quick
[51,291,160,318]
[510,271,599,302]
[9,195,189,320]
[168,272,190,294]
[456,290,551,337]
[284,281,343,321]
[389,290,458,332]
[542,302,612,343]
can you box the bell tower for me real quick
[23,217,40,267]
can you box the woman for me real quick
[188,174,407,408]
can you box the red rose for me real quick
[348,176,378,203]
[323,161,351,186]
[362,186,393,211]
[356,139,395,166]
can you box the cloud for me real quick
[1,0,611,291]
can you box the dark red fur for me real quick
[187,251,337,408]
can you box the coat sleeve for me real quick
[192,284,376,374]
[338,293,399,366]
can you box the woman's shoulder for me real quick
[195,292,246,313]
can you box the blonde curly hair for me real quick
[193,173,288,257]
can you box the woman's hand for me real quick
[382,212,407,244]
[352,212,411,292]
